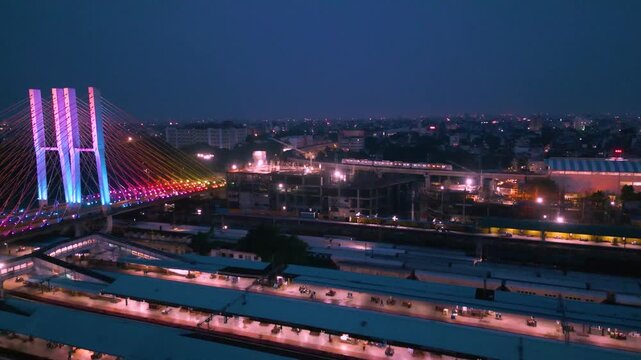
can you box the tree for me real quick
[621,185,640,202]
[189,232,213,255]
[235,224,309,266]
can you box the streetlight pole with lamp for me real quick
[462,178,472,223]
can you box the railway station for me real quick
[1,234,641,359]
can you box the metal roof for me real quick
[98,273,640,360]
[0,298,289,360]
[546,157,641,173]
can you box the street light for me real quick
[536,197,544,204]
[440,185,445,215]
[463,179,473,223]
[555,216,564,223]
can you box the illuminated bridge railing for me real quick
[0,258,34,281]
[44,234,165,261]
[46,237,98,258]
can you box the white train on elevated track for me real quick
[341,158,453,171]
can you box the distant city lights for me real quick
[333,170,346,182]
[196,153,214,160]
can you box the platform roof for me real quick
[98,272,640,360]
[27,275,106,295]
[118,256,225,274]
[284,265,476,299]
[283,265,641,330]
[117,252,269,276]
[180,253,271,274]
[0,297,289,360]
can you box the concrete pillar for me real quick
[411,189,415,221]
[103,215,113,233]
[74,222,85,237]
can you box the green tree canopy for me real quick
[235,224,309,266]
[189,232,213,255]
[621,185,641,202]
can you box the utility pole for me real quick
[462,187,468,223]
[411,189,415,222]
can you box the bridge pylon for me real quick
[28,87,111,208]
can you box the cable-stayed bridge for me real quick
[0,87,223,238]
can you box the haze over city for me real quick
[2,1,641,120]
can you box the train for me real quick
[341,158,453,171]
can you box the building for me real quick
[338,129,365,152]
[546,157,641,194]
[165,125,248,149]
[226,163,323,213]
[226,161,419,219]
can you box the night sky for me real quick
[1,1,641,120]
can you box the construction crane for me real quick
[269,137,315,165]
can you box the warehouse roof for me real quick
[546,157,641,174]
